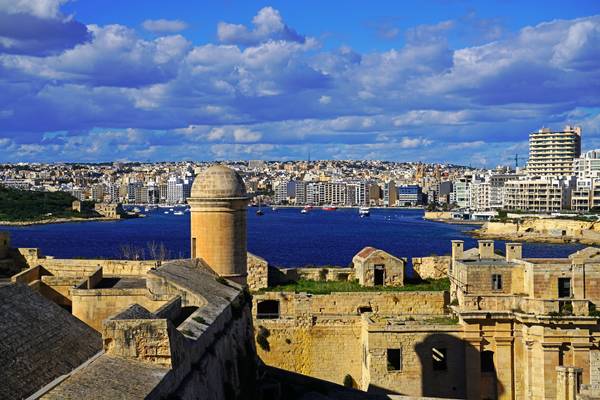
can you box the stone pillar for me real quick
[524,340,535,400]
[556,366,582,400]
[572,342,592,384]
[464,336,482,399]
[541,342,562,399]
[495,337,514,400]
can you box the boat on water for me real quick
[132,207,141,213]
[169,208,174,211]
[301,205,312,214]
[322,205,337,211]
[300,208,308,214]
[272,206,278,211]
[173,211,184,215]
[256,198,264,216]
[359,206,370,217]
[163,211,169,214]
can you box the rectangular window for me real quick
[387,348,402,371]
[481,351,495,373]
[558,277,571,298]
[432,347,447,371]
[492,274,502,290]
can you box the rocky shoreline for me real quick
[0,216,120,226]
[468,218,600,246]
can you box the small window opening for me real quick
[432,347,447,371]
[257,300,280,319]
[481,350,495,373]
[387,348,402,371]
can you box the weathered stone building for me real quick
[4,164,600,399]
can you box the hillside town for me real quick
[0,125,598,218]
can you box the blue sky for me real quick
[1,0,600,165]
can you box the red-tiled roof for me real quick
[356,246,377,259]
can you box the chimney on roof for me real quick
[451,240,464,263]
[478,240,494,259]
[505,243,522,262]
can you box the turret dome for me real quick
[190,165,247,199]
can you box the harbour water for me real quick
[0,208,586,270]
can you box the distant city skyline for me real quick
[0,1,599,165]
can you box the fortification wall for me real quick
[71,288,171,331]
[36,258,157,276]
[364,323,465,397]
[254,291,448,317]
[255,316,363,387]
[412,256,451,280]
[424,211,454,220]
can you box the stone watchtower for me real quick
[189,165,250,284]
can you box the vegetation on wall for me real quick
[261,278,450,295]
[0,186,98,221]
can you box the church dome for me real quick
[191,165,247,199]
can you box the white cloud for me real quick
[319,95,331,104]
[233,127,262,143]
[0,0,67,19]
[142,19,188,34]
[217,7,305,45]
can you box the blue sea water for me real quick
[0,208,586,270]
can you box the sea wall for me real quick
[424,211,454,220]
[472,218,600,245]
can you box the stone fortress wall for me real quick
[3,163,600,400]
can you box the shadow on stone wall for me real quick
[261,366,389,400]
[415,333,504,400]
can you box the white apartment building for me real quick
[526,125,581,177]
[503,177,574,212]
[273,181,289,204]
[571,150,600,211]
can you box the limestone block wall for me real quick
[353,251,405,287]
[363,324,466,398]
[36,258,157,276]
[71,287,172,331]
[247,253,268,291]
[465,264,514,295]
[253,291,448,319]
[255,316,364,387]
[412,256,451,280]
[423,211,454,220]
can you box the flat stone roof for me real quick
[43,355,169,400]
[0,283,102,399]
[523,258,571,264]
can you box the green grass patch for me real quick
[260,278,449,295]
[0,186,99,222]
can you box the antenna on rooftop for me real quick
[515,154,519,169]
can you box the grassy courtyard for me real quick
[260,277,450,295]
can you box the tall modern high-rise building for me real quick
[526,125,582,177]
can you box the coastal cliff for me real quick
[470,218,600,245]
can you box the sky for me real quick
[1,1,600,165]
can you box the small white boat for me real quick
[164,211,169,214]
[169,208,174,211]
[174,211,184,215]
[301,208,308,214]
[132,207,141,213]
[272,206,278,211]
[359,206,370,217]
